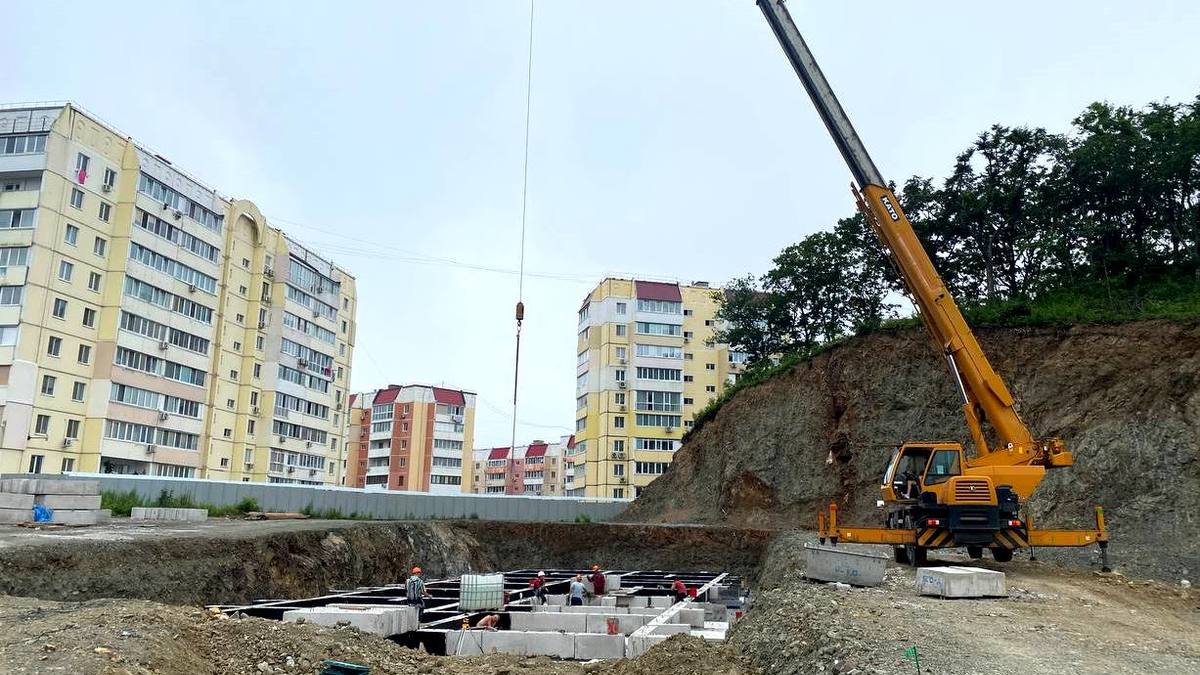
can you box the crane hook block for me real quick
[515,301,525,322]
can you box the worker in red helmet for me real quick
[406,566,429,620]
[590,565,607,596]
[672,577,687,603]
[529,571,547,605]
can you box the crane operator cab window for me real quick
[890,447,932,500]
[924,449,962,485]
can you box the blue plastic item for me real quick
[32,504,53,523]
[320,661,370,675]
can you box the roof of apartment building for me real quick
[525,442,548,458]
[635,280,683,301]
[356,384,475,408]
[488,447,510,461]
[432,387,466,405]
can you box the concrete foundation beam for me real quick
[2,479,100,495]
[282,607,411,636]
[51,510,100,526]
[0,508,29,524]
[510,612,587,633]
[443,630,484,656]
[131,507,208,522]
[563,605,628,614]
[625,634,667,658]
[0,493,34,510]
[648,595,672,608]
[574,633,625,659]
[546,594,567,606]
[651,623,692,636]
[584,613,647,635]
[627,606,663,615]
[804,543,887,587]
[481,630,574,658]
[676,608,705,628]
[916,566,1008,598]
[36,494,102,510]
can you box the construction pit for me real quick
[215,568,746,661]
[0,518,1195,675]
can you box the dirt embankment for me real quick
[623,321,1200,580]
[0,520,772,605]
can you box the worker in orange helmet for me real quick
[590,564,607,596]
[406,566,429,620]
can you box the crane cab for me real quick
[880,442,989,506]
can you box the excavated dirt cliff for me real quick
[623,321,1200,579]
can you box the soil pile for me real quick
[624,321,1200,579]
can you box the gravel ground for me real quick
[728,532,1199,675]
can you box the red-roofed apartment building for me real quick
[345,384,476,493]
[469,435,574,496]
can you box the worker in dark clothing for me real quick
[406,566,429,620]
[529,571,547,605]
[590,565,606,596]
[671,578,688,603]
[569,575,586,606]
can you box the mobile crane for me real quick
[757,0,1110,569]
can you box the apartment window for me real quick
[70,188,84,209]
[704,319,715,327]
[238,285,247,295]
[61,457,76,472]
[684,419,694,428]
[615,324,626,337]
[341,320,347,333]
[76,152,90,174]
[65,419,80,439]
[58,260,73,282]
[613,439,625,452]
[253,363,262,378]
[256,336,264,350]
[614,392,625,405]
[93,237,107,257]
[684,353,693,360]
[706,385,717,392]
[47,335,62,357]
[102,168,116,189]
[87,272,101,292]
[233,341,242,351]
[34,415,49,436]
[615,346,627,360]
[72,381,86,401]
[244,447,254,465]
[339,343,346,356]
[77,344,91,364]
[705,362,716,370]
[65,224,79,245]
[613,464,625,476]
[615,369,625,382]
[223,428,232,438]
[614,488,624,499]
[683,397,694,405]
[684,331,693,339]
[226,398,235,409]
[28,454,44,473]
[98,202,111,222]
[220,458,230,468]
[616,301,627,315]
[248,420,256,434]
[614,416,625,429]
[343,297,349,310]
[52,298,67,319]
[41,375,56,395]
[82,308,96,328]
[401,421,409,432]
[241,258,250,268]
[683,309,693,316]
[236,313,245,324]
[683,375,693,382]
[250,391,259,406]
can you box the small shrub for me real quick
[100,490,142,517]
[574,513,592,524]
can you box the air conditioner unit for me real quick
[258,321,267,330]
[173,209,183,220]
[305,441,313,448]
[286,466,295,473]
[618,404,627,412]
[665,426,675,434]
[158,340,169,351]
[312,309,321,318]
[62,438,74,448]
[298,358,308,367]
[618,358,627,365]
[335,402,343,410]
[612,451,624,460]
[158,411,169,421]
[187,283,196,293]
[244,461,254,469]
[309,469,317,476]
[617,381,627,389]
[278,435,287,444]
[618,476,627,484]
[252,406,261,416]
[264,267,274,278]
[684,337,690,343]
[145,444,157,454]
[101,183,113,193]
[162,201,171,211]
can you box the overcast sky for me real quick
[5,2,1198,446]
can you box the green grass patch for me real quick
[100,489,261,518]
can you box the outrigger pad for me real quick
[916,566,1007,598]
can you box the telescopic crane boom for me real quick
[757,0,1107,567]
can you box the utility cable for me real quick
[511,0,535,459]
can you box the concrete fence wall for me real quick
[2,473,628,523]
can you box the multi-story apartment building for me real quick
[572,278,747,499]
[346,384,476,494]
[469,435,573,496]
[0,103,356,484]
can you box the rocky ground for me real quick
[728,532,1200,675]
[0,595,756,675]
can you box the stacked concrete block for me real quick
[676,607,706,628]
[482,630,575,658]
[510,612,587,633]
[648,595,672,608]
[130,507,208,522]
[651,623,692,636]
[0,478,103,526]
[916,566,1008,598]
[573,633,625,659]
[584,613,647,635]
[625,634,668,658]
[282,606,416,636]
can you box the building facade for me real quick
[470,435,573,496]
[0,103,356,484]
[572,278,746,499]
[346,384,476,494]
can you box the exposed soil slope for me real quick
[624,321,1200,579]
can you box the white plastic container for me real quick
[459,573,506,610]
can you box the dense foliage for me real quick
[714,95,1200,366]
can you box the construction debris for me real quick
[0,478,104,526]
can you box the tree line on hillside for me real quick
[715,94,1200,365]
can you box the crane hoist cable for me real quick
[511,0,535,456]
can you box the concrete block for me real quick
[0,508,30,524]
[510,612,587,633]
[676,608,705,628]
[131,507,208,522]
[31,479,99,495]
[534,604,561,613]
[627,606,662,615]
[0,492,34,510]
[36,494,101,510]
[622,595,649,608]
[625,634,667,658]
[599,595,617,607]
[482,630,574,658]
[283,607,404,636]
[605,574,622,591]
[585,613,647,635]
[0,478,35,494]
[563,605,627,614]
[804,543,887,587]
[443,630,484,656]
[917,566,1008,598]
[329,604,419,634]
[651,623,691,636]
[574,633,625,659]
[96,509,112,523]
[546,594,567,606]
[51,510,99,525]
[648,595,672,608]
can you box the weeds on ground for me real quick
[299,502,372,520]
[99,490,260,518]
[574,513,592,524]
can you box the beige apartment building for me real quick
[0,103,356,484]
[571,278,747,499]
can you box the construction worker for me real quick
[568,574,586,606]
[475,614,501,630]
[671,578,687,603]
[529,571,547,605]
[589,565,606,596]
[406,566,429,619]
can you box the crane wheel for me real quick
[967,546,983,560]
[894,546,910,565]
[989,547,1014,563]
[901,544,927,567]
